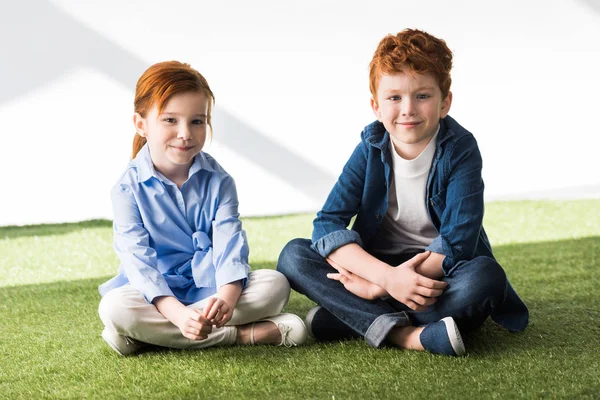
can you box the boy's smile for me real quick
[371,71,452,160]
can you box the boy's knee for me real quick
[467,257,507,305]
[277,238,312,276]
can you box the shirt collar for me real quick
[134,144,218,183]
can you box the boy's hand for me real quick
[383,251,447,311]
[203,297,234,328]
[326,258,387,300]
[177,308,213,340]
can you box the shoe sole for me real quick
[441,317,466,356]
[101,329,126,356]
[304,306,321,339]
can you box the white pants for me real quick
[98,269,290,350]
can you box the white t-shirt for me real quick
[369,131,439,255]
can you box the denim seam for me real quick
[364,312,410,348]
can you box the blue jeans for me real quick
[277,238,508,348]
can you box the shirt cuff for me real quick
[426,235,459,275]
[141,280,175,304]
[425,236,444,254]
[311,229,363,258]
[215,262,250,290]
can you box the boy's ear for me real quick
[440,91,453,118]
[370,97,382,122]
[133,112,147,137]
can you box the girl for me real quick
[98,61,307,355]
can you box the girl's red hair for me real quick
[132,61,215,159]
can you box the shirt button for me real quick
[376,214,381,220]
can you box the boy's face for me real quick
[371,70,452,159]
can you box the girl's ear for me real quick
[133,112,147,137]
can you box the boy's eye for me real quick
[164,118,176,123]
[417,94,430,99]
[389,96,400,101]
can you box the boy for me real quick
[277,29,528,356]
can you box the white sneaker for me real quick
[101,328,141,356]
[251,313,308,347]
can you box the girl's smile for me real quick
[134,91,209,185]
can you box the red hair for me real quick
[369,29,453,102]
[132,61,215,159]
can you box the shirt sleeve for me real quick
[425,134,485,275]
[111,183,175,303]
[211,175,250,290]
[311,139,367,258]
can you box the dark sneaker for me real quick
[419,317,466,356]
[304,306,360,342]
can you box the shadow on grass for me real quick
[0,214,309,239]
[1,236,598,358]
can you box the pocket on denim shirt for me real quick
[430,188,447,215]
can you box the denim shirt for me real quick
[312,115,528,332]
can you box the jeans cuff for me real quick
[365,311,410,348]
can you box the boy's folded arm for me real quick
[327,243,392,287]
[430,134,485,275]
[312,140,369,258]
[414,251,445,279]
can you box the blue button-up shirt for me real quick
[98,144,250,305]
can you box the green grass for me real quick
[1,200,599,399]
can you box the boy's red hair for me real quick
[369,29,453,102]
[132,61,215,159]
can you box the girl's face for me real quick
[135,91,209,179]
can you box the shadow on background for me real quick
[577,0,600,15]
[0,0,334,205]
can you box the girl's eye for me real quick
[164,118,176,123]
[192,119,205,125]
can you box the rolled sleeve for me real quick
[425,235,444,254]
[312,140,368,257]
[111,184,175,303]
[211,177,250,290]
[311,229,363,259]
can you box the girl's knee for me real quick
[250,269,291,315]
[98,288,143,333]
[99,288,121,326]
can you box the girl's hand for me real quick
[203,297,234,328]
[326,258,387,300]
[177,308,213,340]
